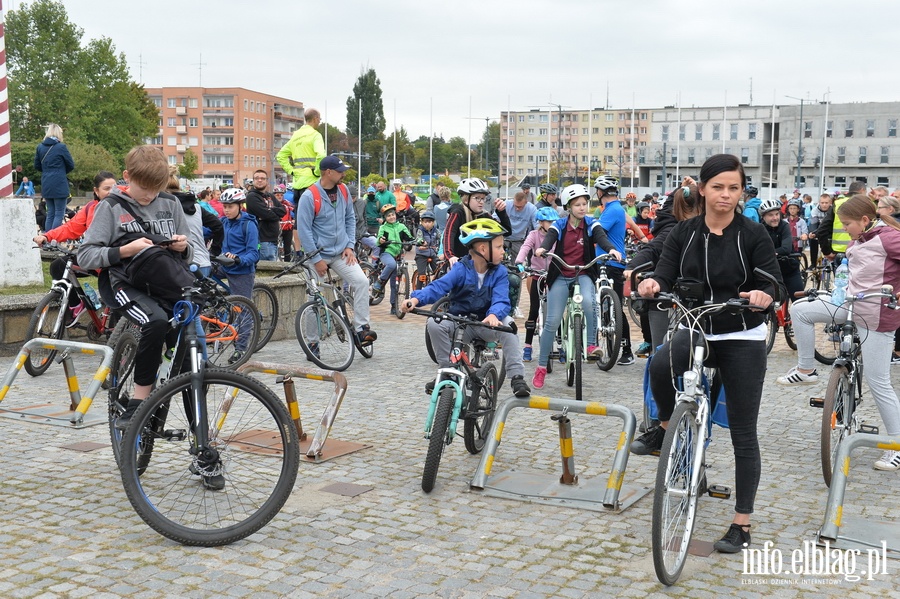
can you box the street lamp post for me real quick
[786,95,806,189]
[590,157,600,185]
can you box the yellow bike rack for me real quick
[470,394,650,512]
[237,361,368,462]
[818,433,900,554]
[0,338,114,427]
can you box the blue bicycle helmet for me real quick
[536,207,559,222]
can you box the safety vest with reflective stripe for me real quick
[275,124,326,190]
[831,195,852,252]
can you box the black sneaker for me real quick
[425,379,436,394]
[630,425,665,455]
[227,350,244,365]
[357,326,377,346]
[713,523,751,553]
[510,375,531,398]
[189,462,226,491]
[389,305,397,316]
[114,400,142,431]
[617,349,635,366]
[306,342,320,361]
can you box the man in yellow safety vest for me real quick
[276,108,326,198]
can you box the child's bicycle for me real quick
[368,245,412,319]
[207,258,279,352]
[805,286,899,487]
[412,251,447,291]
[543,252,607,400]
[273,250,374,371]
[25,244,121,376]
[115,270,300,547]
[410,308,510,493]
[646,269,779,585]
[593,254,624,371]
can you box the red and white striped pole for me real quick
[0,1,12,198]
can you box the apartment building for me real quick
[144,87,304,185]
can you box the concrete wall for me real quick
[0,198,44,286]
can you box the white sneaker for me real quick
[776,366,818,385]
[874,450,900,471]
[513,307,524,319]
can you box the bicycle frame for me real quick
[49,249,115,337]
[424,331,479,442]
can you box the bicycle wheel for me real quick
[108,325,139,466]
[335,293,373,359]
[119,369,300,546]
[294,300,355,371]
[652,401,702,586]
[367,264,384,306]
[251,283,279,352]
[814,323,839,365]
[396,269,410,320]
[425,296,450,364]
[422,385,454,493]
[821,365,854,487]
[203,295,261,369]
[764,312,778,355]
[783,319,797,350]
[573,313,583,400]
[595,288,622,371]
[464,363,498,455]
[24,289,67,376]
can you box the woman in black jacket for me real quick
[631,154,784,554]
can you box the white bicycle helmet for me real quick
[220,188,247,204]
[560,184,592,207]
[758,198,781,215]
[457,178,490,197]
[593,175,619,192]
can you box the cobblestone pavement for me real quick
[0,297,898,598]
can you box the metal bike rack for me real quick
[237,361,368,463]
[0,338,114,427]
[817,433,900,553]
[470,394,650,512]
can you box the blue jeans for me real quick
[226,272,255,352]
[258,241,277,262]
[537,275,596,367]
[44,197,67,231]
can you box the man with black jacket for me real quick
[245,169,286,261]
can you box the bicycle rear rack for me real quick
[0,338,114,427]
[237,361,368,462]
[470,395,650,512]
[817,433,900,554]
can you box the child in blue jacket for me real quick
[219,188,259,299]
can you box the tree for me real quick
[345,67,385,142]
[179,149,199,180]
[318,123,351,155]
[65,140,119,194]
[475,122,501,175]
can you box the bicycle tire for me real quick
[396,269,410,320]
[334,293,373,360]
[764,312,778,355]
[652,401,702,586]
[821,365,853,487]
[24,289,67,377]
[294,300,355,371]
[108,326,139,466]
[464,363,498,455]
[814,323,839,365]
[783,320,797,350]
[251,282,279,352]
[203,295,261,369]
[119,369,300,546]
[798,253,810,272]
[367,263,384,306]
[573,313,583,400]
[424,296,450,364]
[595,288,622,371]
[422,385,454,493]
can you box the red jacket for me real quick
[45,199,98,243]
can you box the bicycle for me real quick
[273,251,374,371]
[648,268,779,585]
[807,287,898,487]
[367,245,412,319]
[542,252,607,400]
[410,308,508,493]
[25,244,121,376]
[593,255,624,371]
[412,250,448,291]
[207,259,279,353]
[117,277,300,547]
[804,254,836,292]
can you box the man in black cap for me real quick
[521,183,535,204]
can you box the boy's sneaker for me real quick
[557,348,566,363]
[389,304,397,316]
[227,350,243,365]
[586,344,603,358]
[522,346,532,362]
[713,523,751,553]
[635,342,652,358]
[114,399,142,431]
[874,450,900,471]
[776,366,818,385]
[357,325,377,346]
[511,375,530,398]
[425,379,436,394]
[532,366,547,389]
[617,349,635,365]
[630,425,665,455]
[65,301,86,328]
[372,279,385,294]
[513,307,524,319]
[891,353,900,366]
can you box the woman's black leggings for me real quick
[649,329,766,515]
[524,277,541,345]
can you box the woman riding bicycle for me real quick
[777,194,900,471]
[531,184,621,389]
[632,153,783,554]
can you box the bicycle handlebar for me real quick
[272,248,324,279]
[409,308,516,334]
[545,252,610,273]
[804,286,900,309]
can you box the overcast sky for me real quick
[46,0,900,142]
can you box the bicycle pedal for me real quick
[809,397,824,408]
[707,484,732,499]
[859,424,880,435]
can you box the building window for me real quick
[859,147,867,164]
[167,137,176,146]
[826,121,833,138]
[866,120,875,137]
[526,155,534,162]
[712,123,720,141]
[528,141,535,149]
[528,114,535,122]
[889,119,897,137]
[243,136,248,148]
[845,120,853,137]
[167,117,176,127]
[670,148,677,164]
[695,124,703,141]
[518,115,525,122]
[640,127,647,134]
[517,142,524,149]
[877,176,890,187]
[804,121,812,138]
[638,149,646,164]
[881,146,890,164]
[619,113,626,120]
[706,148,713,160]
[741,148,749,164]
[539,128,547,135]
[167,98,176,108]
[687,148,695,164]
[748,123,757,140]
[540,114,548,122]
[592,127,599,134]
[582,128,588,135]
[661,125,669,141]
[605,127,613,135]
[152,97,162,108]
[604,141,613,149]
[679,124,686,141]
[189,98,198,108]
[189,118,198,127]
[581,142,588,149]
[618,127,625,135]
[837,146,846,163]
[640,112,648,120]
[605,114,613,121]
[730,123,738,140]
[538,141,546,149]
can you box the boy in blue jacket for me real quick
[219,188,260,299]
[401,218,531,398]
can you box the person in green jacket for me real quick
[372,204,413,314]
[275,108,326,197]
[364,185,381,235]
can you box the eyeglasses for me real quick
[253,175,268,180]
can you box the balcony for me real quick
[176,125,187,134]
[176,145,187,154]
[203,127,233,134]
[203,146,234,153]
[175,106,187,116]
[273,111,303,123]
[202,108,234,117]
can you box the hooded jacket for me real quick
[844,222,900,333]
[220,211,259,275]
[626,200,677,270]
[245,188,286,243]
[33,138,75,199]
[410,255,510,321]
[173,191,214,269]
[742,197,762,223]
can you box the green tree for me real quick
[179,149,199,180]
[475,121,500,175]
[65,140,119,194]
[345,67,385,142]
[318,122,351,155]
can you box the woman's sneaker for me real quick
[532,366,547,389]
[630,425,665,455]
[874,450,900,471]
[776,366,818,385]
[713,523,751,553]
